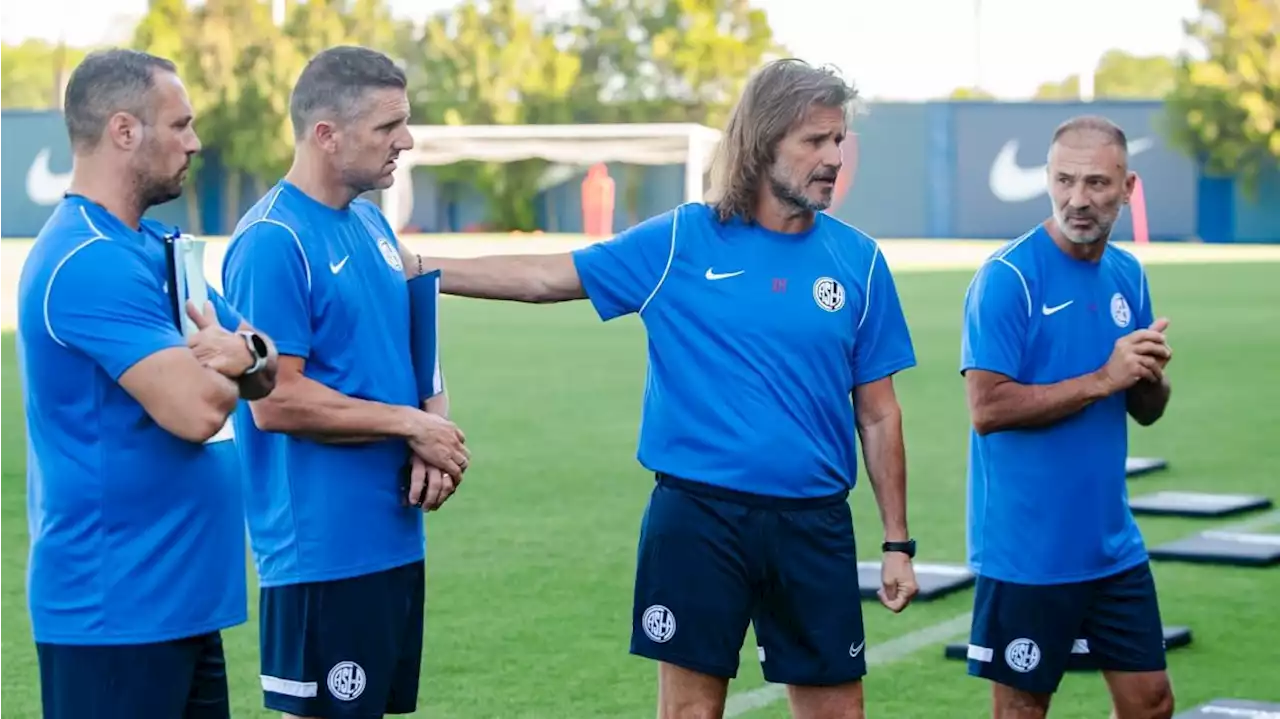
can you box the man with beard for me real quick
[221,45,468,719]
[16,48,279,718]
[959,115,1175,719]
[399,58,921,719]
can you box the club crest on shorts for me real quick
[377,237,404,272]
[813,276,846,312]
[1110,292,1131,328]
[1004,638,1041,673]
[327,660,367,702]
[641,604,676,643]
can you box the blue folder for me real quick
[407,269,444,403]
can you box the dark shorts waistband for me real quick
[655,473,849,511]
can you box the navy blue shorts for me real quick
[631,474,866,686]
[37,631,228,719]
[259,560,425,717]
[967,561,1167,694]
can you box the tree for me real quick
[566,0,782,128]
[562,0,783,222]
[949,86,995,100]
[1164,0,1280,196]
[408,0,581,231]
[1032,50,1176,100]
[133,0,210,232]
[1,40,89,110]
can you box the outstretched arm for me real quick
[403,249,585,303]
[398,207,680,319]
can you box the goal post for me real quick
[380,123,723,232]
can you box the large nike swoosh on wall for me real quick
[27,148,73,206]
[988,137,1155,204]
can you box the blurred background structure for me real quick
[1,0,1277,243]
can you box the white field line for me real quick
[723,612,975,717]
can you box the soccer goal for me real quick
[379,123,723,232]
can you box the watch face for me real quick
[249,333,268,356]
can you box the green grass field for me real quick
[3,262,1279,718]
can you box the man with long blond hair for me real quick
[401,58,920,718]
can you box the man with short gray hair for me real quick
[960,115,1175,718]
[17,47,279,719]
[222,44,467,719]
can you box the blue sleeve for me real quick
[960,260,1029,378]
[852,247,917,386]
[45,240,185,381]
[1136,264,1155,330]
[222,220,312,358]
[570,208,676,321]
[209,289,244,333]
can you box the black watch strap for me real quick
[882,539,917,558]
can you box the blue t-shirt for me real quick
[572,203,917,498]
[960,226,1153,584]
[222,181,423,587]
[16,196,247,645]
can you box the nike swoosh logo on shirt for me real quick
[1042,300,1073,315]
[705,268,744,281]
[330,256,349,274]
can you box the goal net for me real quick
[380,123,723,232]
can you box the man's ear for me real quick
[312,120,339,153]
[105,112,142,151]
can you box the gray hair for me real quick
[63,48,178,151]
[289,45,407,139]
[706,58,859,223]
[1050,115,1130,159]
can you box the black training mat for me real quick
[858,561,974,602]
[943,626,1192,669]
[1174,699,1280,718]
[1149,531,1280,567]
[1126,456,1169,477]
[1129,491,1273,518]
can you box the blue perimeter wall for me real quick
[3,101,1276,242]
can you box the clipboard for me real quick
[164,231,209,337]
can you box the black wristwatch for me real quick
[882,539,917,558]
[238,331,269,377]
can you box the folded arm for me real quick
[233,320,279,400]
[47,239,248,444]
[118,349,241,443]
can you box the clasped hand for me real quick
[1099,317,1172,392]
[403,411,469,512]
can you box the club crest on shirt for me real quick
[1110,292,1131,328]
[812,276,846,312]
[377,237,403,272]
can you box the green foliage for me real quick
[949,86,995,100]
[1165,0,1280,195]
[1032,50,1176,100]
[11,0,780,230]
[0,40,89,111]
[408,0,582,231]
